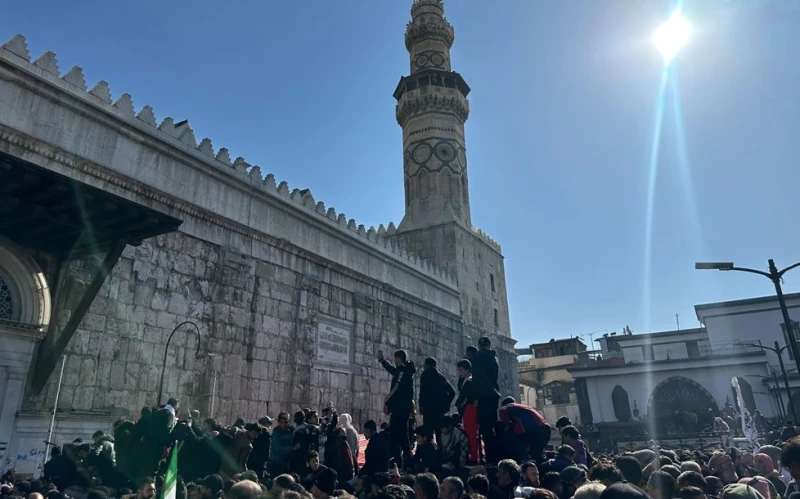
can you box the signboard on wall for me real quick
[316,317,353,373]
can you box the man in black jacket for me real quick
[379,349,416,467]
[418,357,456,446]
[471,337,501,464]
[360,420,391,477]
[409,425,441,474]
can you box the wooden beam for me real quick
[30,240,127,393]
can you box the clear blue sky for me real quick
[4,1,799,347]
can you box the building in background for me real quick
[696,292,800,419]
[566,292,800,449]
[518,337,591,437]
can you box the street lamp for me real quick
[696,258,800,420]
[739,341,796,422]
[157,321,203,406]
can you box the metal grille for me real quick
[0,275,12,320]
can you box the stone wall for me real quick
[1,34,517,426]
[391,222,518,398]
[23,228,467,427]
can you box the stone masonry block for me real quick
[151,290,169,311]
[168,293,190,316]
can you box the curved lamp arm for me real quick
[157,321,203,406]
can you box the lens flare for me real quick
[653,9,691,64]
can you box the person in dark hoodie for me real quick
[247,418,272,480]
[418,357,456,446]
[379,349,417,467]
[43,447,78,491]
[409,426,441,474]
[360,420,391,477]
[90,431,116,486]
[471,336,501,464]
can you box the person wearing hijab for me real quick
[754,453,787,497]
[339,414,360,463]
[738,477,773,499]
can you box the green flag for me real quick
[162,443,179,499]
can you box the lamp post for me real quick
[157,321,203,406]
[696,259,800,420]
[740,341,796,422]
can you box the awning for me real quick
[0,150,181,256]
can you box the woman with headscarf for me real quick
[738,477,775,499]
[754,453,787,497]
[339,413,360,463]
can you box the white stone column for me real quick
[0,369,23,471]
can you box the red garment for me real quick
[463,403,480,462]
[499,403,548,435]
[342,442,355,474]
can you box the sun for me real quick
[652,9,691,64]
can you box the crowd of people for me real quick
[3,336,800,499]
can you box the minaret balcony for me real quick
[393,69,469,101]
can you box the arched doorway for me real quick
[648,376,717,434]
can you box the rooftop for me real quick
[695,292,800,312]
[597,327,705,343]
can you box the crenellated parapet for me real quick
[472,228,502,253]
[0,34,458,288]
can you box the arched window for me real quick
[0,237,52,329]
[612,385,632,422]
[0,274,13,320]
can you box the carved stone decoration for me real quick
[61,66,87,90]
[33,51,59,75]
[412,50,448,71]
[2,34,30,61]
[404,137,464,178]
[136,105,157,126]
[612,385,632,423]
[89,80,112,103]
[405,20,455,50]
[396,92,469,127]
[113,94,135,119]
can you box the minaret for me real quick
[394,0,471,231]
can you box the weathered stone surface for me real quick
[4,11,518,430]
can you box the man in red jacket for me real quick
[499,397,551,463]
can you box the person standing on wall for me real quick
[471,336,501,464]
[379,349,417,468]
[419,357,456,446]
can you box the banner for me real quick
[731,377,759,448]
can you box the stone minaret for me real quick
[394,0,471,231]
[391,1,518,399]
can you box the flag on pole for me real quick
[731,377,759,448]
[162,443,179,499]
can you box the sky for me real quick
[3,1,799,348]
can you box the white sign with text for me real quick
[316,317,352,372]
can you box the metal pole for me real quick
[42,356,67,469]
[770,260,800,421]
[210,369,217,419]
[774,370,786,421]
[775,341,798,422]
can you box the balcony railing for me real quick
[572,341,764,367]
